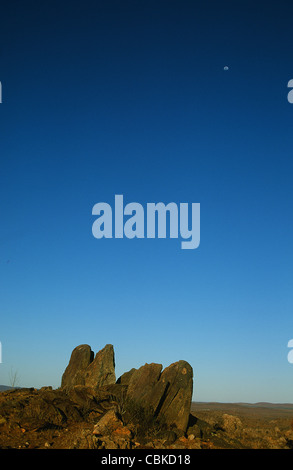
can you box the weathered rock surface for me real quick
[61,344,115,391]
[53,344,193,438]
[125,360,193,432]
[157,360,193,432]
[0,387,85,432]
[84,344,116,388]
[66,385,103,411]
[116,368,136,385]
[126,363,163,408]
[61,344,94,390]
[93,409,122,436]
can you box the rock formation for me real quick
[116,368,136,385]
[126,363,163,406]
[2,346,293,449]
[125,360,193,432]
[61,344,115,390]
[61,344,94,390]
[156,360,193,432]
[83,344,116,388]
[61,343,193,433]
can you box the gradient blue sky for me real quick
[1,0,293,402]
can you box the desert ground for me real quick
[1,344,292,450]
[0,386,293,449]
[190,401,293,449]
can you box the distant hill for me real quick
[193,401,293,409]
[0,385,22,392]
[0,385,13,392]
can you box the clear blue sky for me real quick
[1,0,293,402]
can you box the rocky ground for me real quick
[1,343,293,450]
[190,402,293,449]
[0,385,191,450]
[0,387,293,449]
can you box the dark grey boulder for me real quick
[61,344,94,390]
[61,344,115,391]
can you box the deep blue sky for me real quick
[1,0,293,402]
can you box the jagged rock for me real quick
[61,344,94,390]
[93,409,122,435]
[94,383,127,404]
[125,360,193,432]
[116,368,136,385]
[61,345,192,433]
[84,344,116,388]
[67,384,103,412]
[157,360,193,432]
[61,344,115,391]
[126,363,163,407]
[0,388,83,432]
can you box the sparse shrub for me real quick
[110,388,128,421]
[112,392,167,442]
[8,367,20,389]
